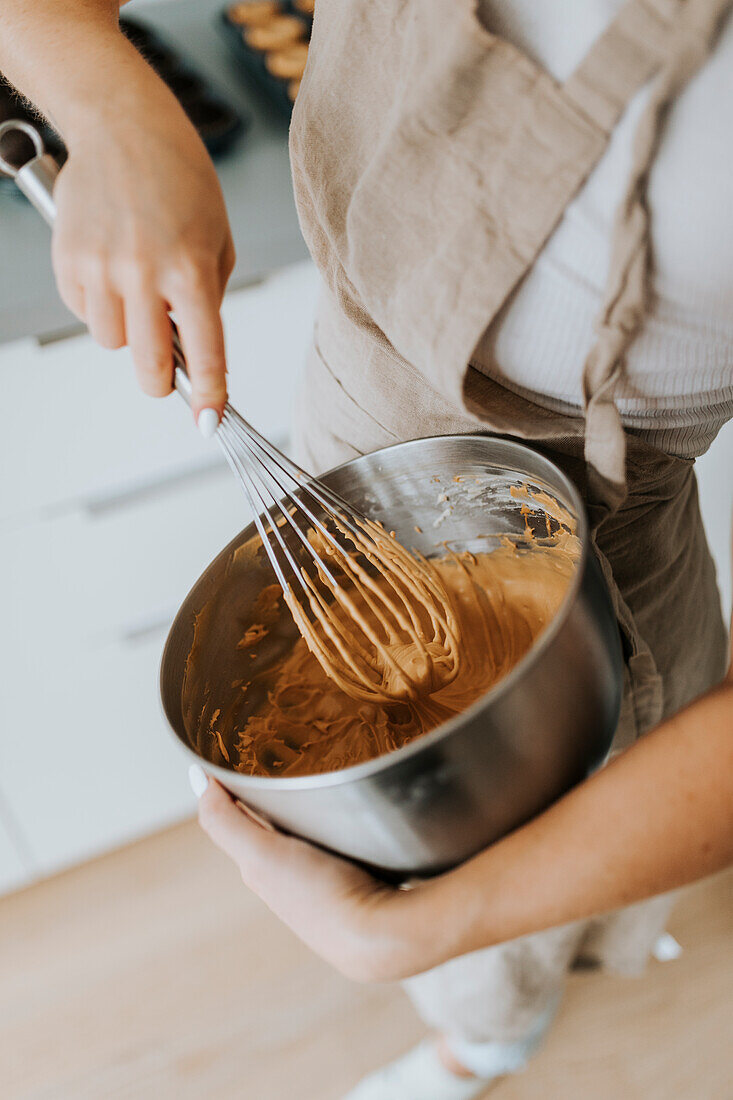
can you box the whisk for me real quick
[1,117,460,704]
[171,341,461,703]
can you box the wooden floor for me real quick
[1,820,731,1100]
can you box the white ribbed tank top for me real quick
[473,0,733,456]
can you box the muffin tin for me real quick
[221,1,314,117]
[0,15,246,185]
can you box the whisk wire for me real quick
[224,410,441,656]
[219,426,398,693]
[213,402,461,702]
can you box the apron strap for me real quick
[562,0,682,134]
[570,0,732,511]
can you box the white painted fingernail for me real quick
[652,933,682,962]
[188,763,209,798]
[197,408,220,439]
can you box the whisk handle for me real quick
[0,119,60,224]
[170,329,194,405]
[2,119,197,408]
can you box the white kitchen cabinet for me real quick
[0,261,320,890]
[0,808,32,894]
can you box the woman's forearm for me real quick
[0,2,156,142]
[428,676,733,960]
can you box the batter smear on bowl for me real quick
[186,487,579,778]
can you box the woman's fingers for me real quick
[198,780,290,886]
[85,283,126,350]
[123,286,174,398]
[57,278,86,324]
[47,95,234,411]
[195,777,420,982]
[168,272,228,420]
[198,780,351,902]
[51,246,86,323]
[219,235,236,289]
[56,251,229,413]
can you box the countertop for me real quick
[0,0,308,346]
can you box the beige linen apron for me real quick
[289,0,731,1042]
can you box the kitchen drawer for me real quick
[0,260,319,527]
[0,333,217,528]
[2,465,248,648]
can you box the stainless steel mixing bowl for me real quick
[161,435,622,877]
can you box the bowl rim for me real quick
[161,432,591,789]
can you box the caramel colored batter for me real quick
[229,532,578,777]
[182,482,580,779]
[281,516,461,705]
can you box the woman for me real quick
[2,1,731,1096]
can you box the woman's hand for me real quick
[194,676,733,984]
[52,95,235,421]
[195,776,451,983]
[0,6,235,419]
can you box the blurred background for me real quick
[0,1,731,1097]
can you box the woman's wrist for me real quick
[50,36,185,149]
[367,871,490,979]
[0,8,182,150]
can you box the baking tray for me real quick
[0,15,247,186]
[219,1,313,118]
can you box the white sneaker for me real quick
[342,1041,501,1100]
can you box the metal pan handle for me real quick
[0,119,193,405]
